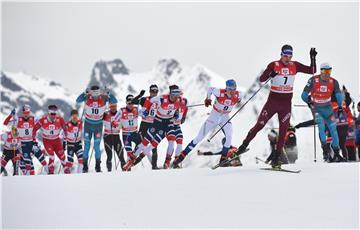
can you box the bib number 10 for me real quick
[92,108,99,114]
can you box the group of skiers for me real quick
[1,44,359,176]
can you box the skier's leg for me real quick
[324,114,344,161]
[1,150,11,175]
[114,134,125,168]
[54,139,68,173]
[239,100,276,152]
[66,143,75,172]
[103,134,113,171]
[174,127,183,156]
[43,139,56,174]
[337,126,349,160]
[83,123,92,170]
[32,142,47,167]
[74,143,84,173]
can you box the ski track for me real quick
[1,162,359,229]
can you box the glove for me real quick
[63,141,67,151]
[307,100,314,109]
[142,110,149,117]
[269,70,278,78]
[111,120,118,128]
[337,107,344,117]
[310,48,317,60]
[32,143,40,152]
[104,87,110,95]
[204,98,212,107]
[32,140,38,146]
[85,87,90,94]
[10,108,16,116]
[139,90,146,97]
[174,111,179,120]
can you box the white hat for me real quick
[320,62,332,70]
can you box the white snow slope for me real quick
[2,162,359,229]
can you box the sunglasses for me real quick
[321,69,332,74]
[50,112,57,116]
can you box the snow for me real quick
[2,162,359,229]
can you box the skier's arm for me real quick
[76,92,87,104]
[301,77,314,103]
[295,119,315,129]
[131,90,146,105]
[32,121,42,141]
[113,109,122,122]
[294,61,317,75]
[3,114,13,126]
[107,94,118,104]
[60,118,67,137]
[206,87,220,99]
[259,62,275,82]
[149,96,161,107]
[333,79,343,108]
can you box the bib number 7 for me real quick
[283,76,288,85]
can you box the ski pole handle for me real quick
[207,78,271,142]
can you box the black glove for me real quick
[337,107,344,117]
[63,141,67,151]
[10,108,16,116]
[204,98,212,107]
[85,87,90,94]
[139,90,146,97]
[310,48,317,60]
[269,70,277,78]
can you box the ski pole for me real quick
[293,104,308,107]
[181,103,205,108]
[207,78,271,142]
[311,63,317,163]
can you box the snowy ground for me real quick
[1,162,359,229]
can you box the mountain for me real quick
[0,72,77,120]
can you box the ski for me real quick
[211,148,249,170]
[255,156,268,164]
[260,167,301,173]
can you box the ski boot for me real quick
[270,151,282,170]
[234,142,249,156]
[163,155,172,169]
[106,161,112,172]
[171,152,186,169]
[95,160,102,173]
[231,157,243,167]
[133,153,145,166]
[123,159,134,171]
[48,165,55,175]
[219,155,230,167]
[152,151,159,170]
[332,147,346,162]
[321,144,331,162]
[83,160,88,173]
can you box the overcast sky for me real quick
[2,2,359,97]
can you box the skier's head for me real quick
[90,85,101,99]
[268,129,278,142]
[149,84,159,97]
[280,44,293,65]
[320,63,332,80]
[70,109,79,121]
[48,104,58,121]
[126,94,134,109]
[22,104,31,118]
[169,85,181,102]
[11,126,18,137]
[225,79,237,96]
[109,103,117,113]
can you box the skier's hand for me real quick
[337,107,344,117]
[204,98,212,107]
[139,90,146,97]
[142,110,149,117]
[269,70,278,78]
[10,108,16,116]
[85,87,90,94]
[111,120,118,128]
[310,48,317,59]
[32,143,40,152]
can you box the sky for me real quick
[2,1,359,97]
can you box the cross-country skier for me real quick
[233,45,317,169]
[1,126,22,176]
[172,79,242,168]
[301,62,345,162]
[123,85,183,171]
[64,109,84,173]
[33,105,70,174]
[103,103,124,171]
[131,84,160,169]
[163,95,188,169]
[76,85,117,173]
[112,94,142,171]
[197,138,242,167]
[356,102,360,158]
[3,105,48,175]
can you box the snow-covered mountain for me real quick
[1,58,319,169]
